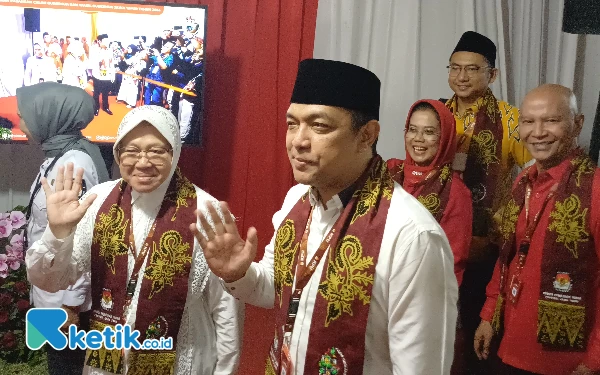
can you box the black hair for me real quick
[411,102,440,123]
[348,109,378,153]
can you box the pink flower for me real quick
[6,246,23,263]
[9,211,26,230]
[0,254,8,278]
[0,213,8,221]
[0,220,12,239]
[9,232,24,252]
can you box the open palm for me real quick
[190,202,258,283]
[42,163,97,239]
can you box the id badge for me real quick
[508,276,523,304]
[280,343,294,375]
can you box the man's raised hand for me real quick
[190,202,257,283]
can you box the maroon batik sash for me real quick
[493,150,596,350]
[266,156,394,375]
[86,169,197,374]
[446,89,503,237]
[388,160,453,222]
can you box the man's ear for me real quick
[573,114,584,138]
[488,68,499,85]
[360,120,380,152]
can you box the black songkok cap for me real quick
[97,34,108,41]
[290,59,381,120]
[451,31,497,67]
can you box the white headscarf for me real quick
[113,105,181,190]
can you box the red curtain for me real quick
[148,0,318,372]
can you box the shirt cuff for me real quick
[62,290,87,307]
[41,226,75,255]
[223,263,259,299]
[479,297,497,322]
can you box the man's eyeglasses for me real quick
[405,127,440,142]
[118,147,173,167]
[447,64,491,77]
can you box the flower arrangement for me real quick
[0,206,39,363]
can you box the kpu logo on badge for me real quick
[26,308,173,351]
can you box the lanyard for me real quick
[514,182,559,271]
[284,208,337,334]
[122,208,158,322]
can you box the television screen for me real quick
[0,0,206,145]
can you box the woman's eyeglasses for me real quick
[118,147,173,167]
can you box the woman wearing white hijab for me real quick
[26,105,242,375]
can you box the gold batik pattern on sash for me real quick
[88,169,198,374]
[92,204,129,274]
[84,321,124,373]
[274,219,299,307]
[495,151,596,350]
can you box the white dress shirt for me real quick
[26,179,243,375]
[24,56,57,86]
[226,183,458,375]
[27,150,99,310]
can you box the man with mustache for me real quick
[193,59,458,374]
[474,84,600,375]
[445,31,533,373]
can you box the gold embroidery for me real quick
[92,204,129,274]
[128,351,177,375]
[501,102,520,141]
[471,130,500,171]
[352,164,393,224]
[274,220,297,306]
[491,295,505,335]
[537,300,586,349]
[548,194,589,259]
[144,230,193,299]
[166,170,197,221]
[499,199,520,241]
[418,193,441,216]
[85,321,124,373]
[572,157,595,187]
[483,94,498,124]
[265,357,277,375]
[439,165,452,183]
[318,235,374,327]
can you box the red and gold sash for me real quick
[493,150,596,350]
[266,156,394,375]
[446,89,503,238]
[86,169,197,374]
[388,160,453,221]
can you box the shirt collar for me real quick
[527,158,572,183]
[448,95,484,117]
[131,179,170,207]
[307,183,356,211]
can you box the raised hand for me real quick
[190,202,258,283]
[42,163,97,239]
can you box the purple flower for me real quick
[0,254,8,278]
[9,211,26,230]
[0,219,12,239]
[9,232,24,252]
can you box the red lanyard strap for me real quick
[123,212,158,319]
[284,209,336,334]
[516,182,559,266]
